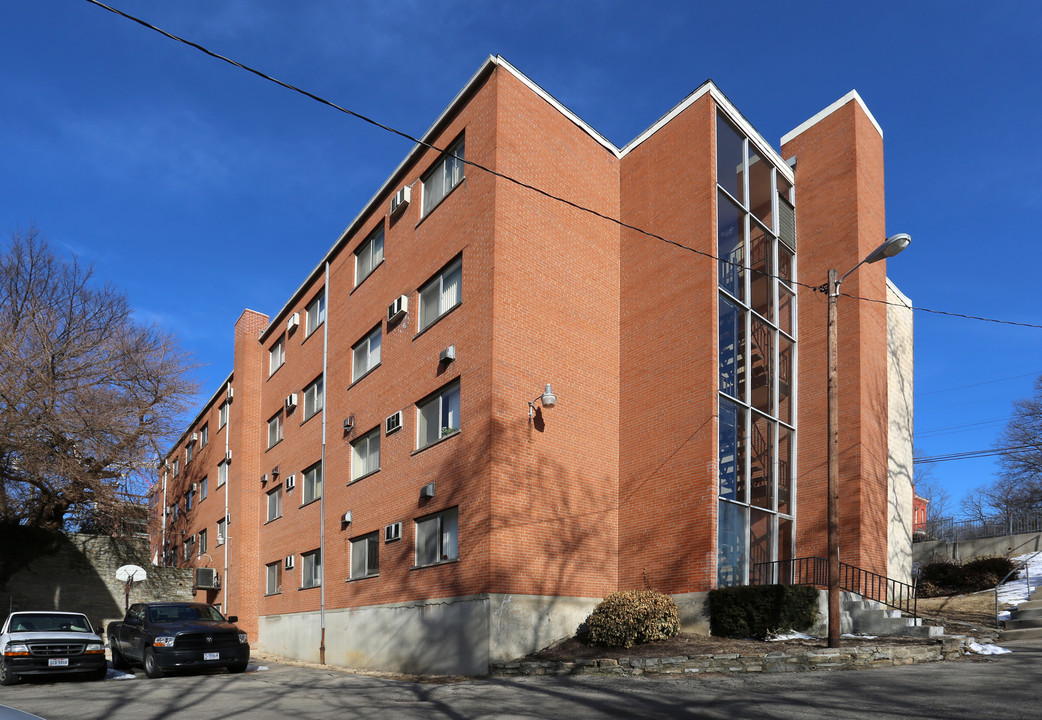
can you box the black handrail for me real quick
[751,556,917,619]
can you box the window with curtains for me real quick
[301,549,321,589]
[351,429,380,481]
[265,561,282,595]
[415,507,458,567]
[350,533,380,579]
[305,292,326,337]
[418,256,462,331]
[352,325,382,382]
[421,136,465,216]
[417,380,460,450]
[355,225,384,286]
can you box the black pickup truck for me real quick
[107,602,249,678]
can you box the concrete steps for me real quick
[843,597,945,638]
[1000,590,1042,641]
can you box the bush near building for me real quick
[916,556,1017,597]
[580,590,680,648]
[707,585,818,639]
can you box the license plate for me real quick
[204,652,220,661]
[48,658,69,667]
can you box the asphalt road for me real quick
[2,640,1039,720]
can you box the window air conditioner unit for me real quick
[340,511,352,524]
[226,386,234,401]
[343,415,354,431]
[225,449,233,463]
[387,294,408,322]
[271,465,280,477]
[195,567,220,590]
[420,482,436,499]
[285,555,295,570]
[287,312,300,332]
[285,475,296,490]
[191,482,198,493]
[285,393,298,410]
[190,432,199,443]
[439,345,456,363]
[390,185,411,215]
[384,522,402,543]
[385,411,403,435]
[260,474,268,485]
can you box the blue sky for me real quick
[2,1,1040,513]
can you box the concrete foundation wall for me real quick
[913,533,1042,565]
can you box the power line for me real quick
[916,444,1035,464]
[917,371,1041,397]
[85,0,1042,333]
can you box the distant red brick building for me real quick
[150,56,913,674]
[913,493,929,534]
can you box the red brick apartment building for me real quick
[149,56,914,675]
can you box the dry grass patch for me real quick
[917,591,1008,630]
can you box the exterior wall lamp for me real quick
[528,384,557,419]
[826,232,910,648]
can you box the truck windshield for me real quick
[147,605,225,623]
[8,614,91,633]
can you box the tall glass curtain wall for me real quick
[716,112,796,587]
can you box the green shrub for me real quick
[917,556,1016,596]
[707,585,818,639]
[582,590,680,648]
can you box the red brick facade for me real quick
[150,59,904,669]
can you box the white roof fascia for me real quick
[781,89,883,146]
[886,276,913,308]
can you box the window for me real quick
[266,561,282,595]
[172,459,179,478]
[302,462,322,504]
[182,539,192,562]
[219,402,229,429]
[217,460,228,488]
[417,381,460,449]
[418,257,462,330]
[305,293,326,336]
[350,533,380,579]
[422,136,465,215]
[303,376,324,420]
[352,326,382,382]
[301,549,322,589]
[267,412,283,449]
[199,424,209,448]
[355,225,384,285]
[415,507,458,567]
[351,429,380,481]
[169,504,177,522]
[184,490,192,512]
[216,517,227,546]
[198,528,207,555]
[269,336,285,375]
[185,442,193,465]
[199,476,208,501]
[266,486,282,522]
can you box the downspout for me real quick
[319,261,329,664]
[160,468,168,565]
[224,381,231,616]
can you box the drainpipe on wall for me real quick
[224,381,231,617]
[160,468,168,566]
[319,261,329,665]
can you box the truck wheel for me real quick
[110,644,129,671]
[143,649,164,679]
[0,661,19,686]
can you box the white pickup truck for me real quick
[0,611,107,685]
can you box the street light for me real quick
[826,233,910,648]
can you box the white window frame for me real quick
[421,136,465,216]
[172,458,179,478]
[216,517,227,546]
[198,528,207,555]
[199,476,208,501]
[217,460,228,488]
[303,376,324,420]
[354,225,385,286]
[267,412,283,449]
[352,325,382,382]
[415,507,459,567]
[266,486,282,522]
[305,293,326,337]
[351,429,381,481]
[266,561,282,595]
[219,402,229,429]
[418,256,462,331]
[199,423,208,448]
[301,549,322,589]
[185,443,193,465]
[302,462,322,505]
[417,380,460,450]
[184,490,192,512]
[350,532,380,580]
[269,336,285,375]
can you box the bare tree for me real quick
[0,228,197,537]
[994,374,1042,509]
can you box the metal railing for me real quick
[751,556,917,618]
[915,513,1042,543]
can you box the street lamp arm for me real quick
[833,233,912,296]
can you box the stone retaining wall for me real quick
[491,636,973,677]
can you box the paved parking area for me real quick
[1,640,1039,719]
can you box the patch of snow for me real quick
[108,668,135,680]
[766,632,814,642]
[968,642,1011,656]
[842,633,877,639]
[246,665,267,672]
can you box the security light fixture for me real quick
[528,384,557,419]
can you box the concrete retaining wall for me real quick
[913,533,1042,565]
